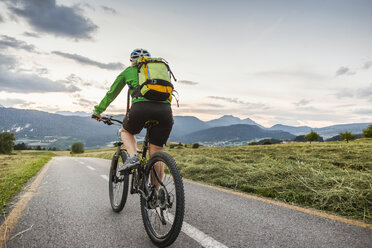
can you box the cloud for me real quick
[4,0,98,40]
[0,72,80,93]
[73,98,98,108]
[253,70,326,80]
[52,51,125,70]
[22,32,40,38]
[354,108,372,115]
[35,67,49,75]
[0,98,34,108]
[0,54,80,93]
[0,14,4,22]
[76,3,95,11]
[101,5,117,14]
[293,99,311,106]
[0,53,17,69]
[363,61,372,70]
[335,66,355,76]
[336,84,372,102]
[206,96,267,110]
[0,35,37,52]
[178,80,198,85]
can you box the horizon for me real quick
[1,105,370,129]
[0,0,371,127]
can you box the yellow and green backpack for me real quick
[132,56,177,102]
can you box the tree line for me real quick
[1,125,372,154]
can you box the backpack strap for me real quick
[126,88,131,113]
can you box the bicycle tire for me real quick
[109,151,129,212]
[140,152,185,247]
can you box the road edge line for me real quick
[183,178,372,230]
[0,158,54,246]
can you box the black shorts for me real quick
[122,101,173,147]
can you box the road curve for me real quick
[3,157,371,248]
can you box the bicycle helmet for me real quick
[130,48,151,62]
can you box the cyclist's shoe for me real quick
[119,154,140,173]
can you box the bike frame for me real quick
[100,116,168,203]
[112,120,162,202]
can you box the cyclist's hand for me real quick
[91,113,102,121]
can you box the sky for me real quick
[0,0,371,127]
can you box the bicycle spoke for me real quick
[140,152,184,245]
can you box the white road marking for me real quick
[168,213,228,248]
[79,161,85,165]
[86,166,95,171]
[100,175,109,181]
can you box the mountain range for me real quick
[0,107,370,149]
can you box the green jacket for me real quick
[93,66,170,114]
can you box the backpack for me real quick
[131,56,177,103]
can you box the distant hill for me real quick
[314,124,370,138]
[206,115,264,128]
[0,107,120,149]
[325,133,363,142]
[270,124,311,135]
[271,123,371,138]
[179,124,295,145]
[1,107,370,148]
[170,116,209,140]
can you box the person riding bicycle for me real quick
[92,49,173,173]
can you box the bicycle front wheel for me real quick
[109,152,129,212]
[140,152,185,248]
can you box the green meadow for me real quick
[0,151,55,212]
[77,139,372,223]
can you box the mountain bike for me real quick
[99,116,184,248]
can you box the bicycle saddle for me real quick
[144,120,159,128]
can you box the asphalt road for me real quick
[4,157,372,248]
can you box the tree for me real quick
[71,142,84,154]
[14,142,28,150]
[0,132,15,154]
[363,124,372,138]
[36,145,41,150]
[304,130,320,144]
[339,131,356,143]
[192,143,200,149]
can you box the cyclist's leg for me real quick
[149,143,164,189]
[121,127,137,157]
[122,103,145,158]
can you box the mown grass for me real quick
[77,139,372,223]
[0,151,55,212]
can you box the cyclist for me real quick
[92,49,173,174]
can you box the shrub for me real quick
[305,130,320,144]
[192,143,200,149]
[363,124,372,138]
[14,142,28,150]
[248,142,258,146]
[339,131,356,143]
[71,142,84,154]
[0,132,15,154]
[262,140,272,145]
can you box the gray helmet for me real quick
[130,48,151,62]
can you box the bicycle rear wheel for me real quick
[140,152,184,247]
[109,152,129,212]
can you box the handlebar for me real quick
[92,115,123,125]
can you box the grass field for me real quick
[76,139,372,223]
[0,151,55,213]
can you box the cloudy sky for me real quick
[0,0,371,127]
